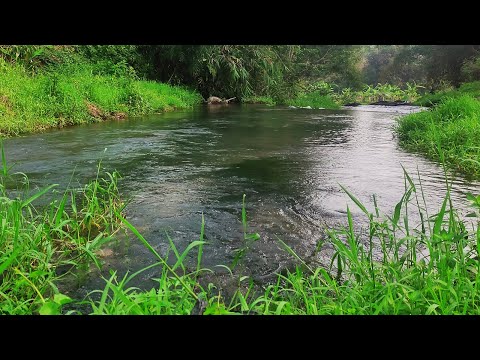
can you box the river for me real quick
[4,104,480,296]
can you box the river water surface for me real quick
[4,104,480,294]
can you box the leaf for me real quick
[0,247,20,276]
[245,233,260,241]
[339,184,369,216]
[172,240,207,271]
[433,192,449,238]
[29,270,49,279]
[425,303,439,315]
[1,141,7,177]
[466,192,475,202]
[275,236,313,274]
[22,184,58,208]
[466,212,477,218]
[167,233,184,272]
[39,301,60,315]
[32,48,44,58]
[53,294,73,306]
[392,200,402,229]
[401,164,416,192]
[203,303,237,315]
[197,213,205,274]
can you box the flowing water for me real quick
[4,104,480,295]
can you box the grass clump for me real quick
[0,143,126,314]
[396,94,480,179]
[286,92,339,109]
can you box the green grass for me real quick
[414,81,480,107]
[286,91,339,109]
[397,94,480,179]
[0,143,126,314]
[0,60,203,137]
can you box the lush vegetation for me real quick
[2,45,480,125]
[0,145,126,314]
[287,93,340,109]
[397,94,480,179]
[0,47,202,136]
[85,171,480,315]
[414,81,480,107]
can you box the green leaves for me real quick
[21,184,58,208]
[39,294,73,315]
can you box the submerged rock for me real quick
[369,100,413,106]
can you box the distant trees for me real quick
[362,45,480,90]
[294,45,364,89]
[135,45,298,100]
[3,45,479,100]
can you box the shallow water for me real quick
[4,104,480,294]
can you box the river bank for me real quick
[397,87,480,180]
[0,61,202,137]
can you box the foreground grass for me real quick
[0,145,126,314]
[2,142,480,314]
[89,169,480,315]
[0,61,203,137]
[396,95,480,179]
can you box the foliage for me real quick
[362,45,480,89]
[136,45,299,101]
[287,92,339,109]
[86,176,480,315]
[414,81,480,107]
[0,61,202,136]
[323,82,422,105]
[295,46,364,89]
[0,143,126,314]
[462,54,480,82]
[397,94,480,178]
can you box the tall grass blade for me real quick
[1,141,7,177]
[21,184,57,208]
[0,248,21,276]
[433,192,450,238]
[275,236,313,274]
[197,213,205,275]
[339,184,369,216]
[115,210,199,300]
